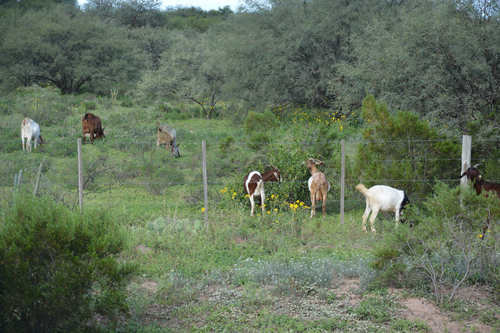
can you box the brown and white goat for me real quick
[243,167,281,216]
[460,164,500,199]
[305,158,330,218]
[21,118,45,153]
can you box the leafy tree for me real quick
[0,6,140,94]
[331,0,500,137]
[164,5,233,32]
[138,29,225,119]
[211,0,402,109]
[354,94,460,198]
[131,26,172,70]
[0,193,135,332]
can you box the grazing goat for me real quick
[355,184,409,234]
[82,113,105,145]
[21,118,45,153]
[157,123,180,158]
[243,167,281,216]
[305,158,331,218]
[460,164,500,199]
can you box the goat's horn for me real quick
[472,164,482,168]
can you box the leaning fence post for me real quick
[340,139,345,225]
[78,138,83,213]
[202,140,208,227]
[33,162,43,197]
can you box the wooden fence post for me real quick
[202,140,208,227]
[78,138,83,213]
[461,135,471,189]
[340,139,345,225]
[33,162,43,196]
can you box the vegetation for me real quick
[0,193,134,332]
[1,0,500,331]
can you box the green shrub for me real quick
[244,110,279,135]
[219,136,235,154]
[355,94,460,198]
[247,132,272,151]
[0,194,135,332]
[83,100,97,111]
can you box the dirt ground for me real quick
[138,278,500,332]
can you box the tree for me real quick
[211,0,403,110]
[131,26,172,71]
[138,29,225,119]
[354,94,460,198]
[0,6,140,94]
[331,0,500,136]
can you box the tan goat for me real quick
[305,158,331,218]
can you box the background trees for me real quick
[0,6,139,94]
[0,0,499,141]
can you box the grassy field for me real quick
[1,88,499,332]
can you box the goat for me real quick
[243,167,281,216]
[21,118,45,153]
[157,123,180,158]
[461,164,500,238]
[305,158,331,218]
[355,184,410,234]
[82,113,105,145]
[460,164,500,199]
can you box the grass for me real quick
[1,87,499,331]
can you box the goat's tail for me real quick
[355,184,368,196]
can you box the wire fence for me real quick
[1,137,498,222]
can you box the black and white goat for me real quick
[355,184,410,233]
[243,167,281,216]
[305,158,331,218]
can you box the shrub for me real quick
[0,194,135,332]
[355,94,460,198]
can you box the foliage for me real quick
[373,181,500,304]
[0,193,135,332]
[354,94,460,198]
[244,110,279,135]
[137,29,225,119]
[210,0,400,109]
[0,5,140,94]
[331,0,500,137]
[164,5,233,32]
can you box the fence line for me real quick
[1,135,496,219]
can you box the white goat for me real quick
[355,184,409,234]
[305,158,331,218]
[21,118,45,153]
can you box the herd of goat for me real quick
[20,116,499,233]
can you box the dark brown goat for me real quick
[82,113,105,145]
[243,167,282,216]
[460,164,500,199]
[461,164,500,238]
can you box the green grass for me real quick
[1,88,499,332]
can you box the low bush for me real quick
[0,193,135,332]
